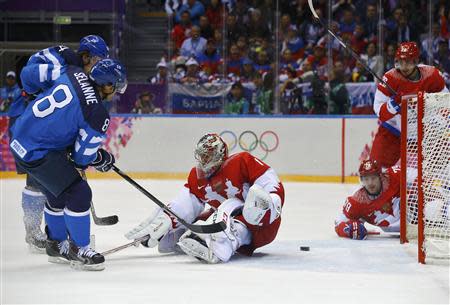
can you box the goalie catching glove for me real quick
[243,184,281,226]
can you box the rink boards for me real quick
[0,115,378,182]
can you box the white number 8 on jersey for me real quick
[32,84,73,118]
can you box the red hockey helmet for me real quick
[358,159,381,176]
[395,42,419,61]
[194,133,228,178]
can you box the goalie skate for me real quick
[177,233,220,264]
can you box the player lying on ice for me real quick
[335,159,400,240]
[125,133,285,263]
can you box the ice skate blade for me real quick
[48,256,70,264]
[178,238,220,264]
[70,260,105,271]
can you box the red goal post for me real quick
[400,91,450,264]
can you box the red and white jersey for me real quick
[167,152,285,255]
[336,166,401,229]
[373,65,448,134]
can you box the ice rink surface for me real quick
[1,178,449,304]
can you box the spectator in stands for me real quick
[251,72,273,115]
[421,23,445,62]
[148,59,169,84]
[226,44,243,76]
[298,60,315,83]
[0,71,21,112]
[205,0,225,29]
[232,0,251,26]
[172,11,192,51]
[300,7,325,52]
[387,12,417,44]
[240,57,256,84]
[213,28,224,54]
[199,15,214,40]
[364,4,378,42]
[281,25,306,61]
[305,43,328,80]
[226,14,247,44]
[278,14,293,42]
[384,43,397,71]
[253,50,272,75]
[280,49,299,73]
[328,61,350,114]
[236,35,249,58]
[361,42,384,79]
[131,91,162,114]
[280,79,303,114]
[224,82,250,114]
[339,9,356,35]
[181,57,206,84]
[351,24,368,55]
[175,0,205,26]
[247,9,271,42]
[197,39,221,75]
[352,59,373,83]
[180,25,207,58]
[434,38,450,73]
[385,7,404,33]
[172,55,187,82]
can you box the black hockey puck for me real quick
[300,246,310,251]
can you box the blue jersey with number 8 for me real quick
[10,66,109,166]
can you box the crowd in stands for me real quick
[1,0,450,115]
[141,0,450,114]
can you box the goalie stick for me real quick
[307,0,396,95]
[112,165,227,234]
[101,235,150,256]
[80,171,119,226]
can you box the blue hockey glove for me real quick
[91,148,115,172]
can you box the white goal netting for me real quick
[404,92,450,262]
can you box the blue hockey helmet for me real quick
[90,59,128,94]
[78,35,109,58]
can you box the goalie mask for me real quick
[194,134,228,179]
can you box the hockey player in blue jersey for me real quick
[11,35,110,253]
[10,58,127,271]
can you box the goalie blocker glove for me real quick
[91,148,115,172]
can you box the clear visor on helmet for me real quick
[115,79,128,94]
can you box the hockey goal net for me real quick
[400,91,450,264]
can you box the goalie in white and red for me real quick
[335,159,401,240]
[125,133,284,263]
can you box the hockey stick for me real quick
[368,231,400,237]
[112,165,227,234]
[101,235,149,256]
[307,0,396,95]
[80,171,119,226]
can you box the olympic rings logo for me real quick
[219,130,279,160]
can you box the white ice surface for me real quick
[1,179,449,304]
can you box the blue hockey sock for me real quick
[44,206,67,241]
[22,188,46,230]
[64,208,91,247]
